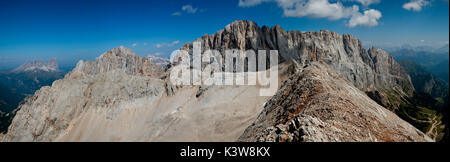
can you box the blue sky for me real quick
[0,0,448,69]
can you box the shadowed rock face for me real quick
[180,20,413,95]
[399,60,449,99]
[238,62,432,142]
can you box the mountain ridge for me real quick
[179,20,414,96]
[238,62,431,142]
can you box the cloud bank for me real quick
[346,0,380,6]
[348,9,382,27]
[182,5,198,14]
[156,41,180,48]
[172,4,202,16]
[403,0,430,12]
[238,0,382,27]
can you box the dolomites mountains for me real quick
[1,20,432,142]
[13,58,59,73]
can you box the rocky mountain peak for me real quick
[98,46,134,59]
[48,58,58,69]
[12,59,59,73]
[225,20,260,32]
[69,46,163,79]
[179,20,413,96]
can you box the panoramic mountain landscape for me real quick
[0,0,448,143]
[0,20,440,142]
[388,46,449,82]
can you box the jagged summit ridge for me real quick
[180,20,413,95]
[69,46,163,79]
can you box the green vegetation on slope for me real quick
[0,70,66,112]
[0,70,67,133]
[386,91,446,141]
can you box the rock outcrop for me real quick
[238,62,432,142]
[69,46,163,79]
[180,20,413,96]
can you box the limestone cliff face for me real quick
[180,20,413,95]
[238,62,431,142]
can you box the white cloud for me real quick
[143,42,148,46]
[132,43,138,47]
[403,0,430,12]
[238,0,271,7]
[156,40,180,48]
[238,0,382,27]
[172,12,182,16]
[182,5,198,14]
[346,0,380,6]
[173,5,203,16]
[148,52,162,56]
[420,40,425,42]
[348,9,382,27]
[171,40,180,46]
[282,0,358,20]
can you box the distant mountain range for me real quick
[12,58,59,73]
[386,45,449,82]
[0,59,67,133]
[146,55,170,68]
[384,44,449,54]
[399,60,449,99]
